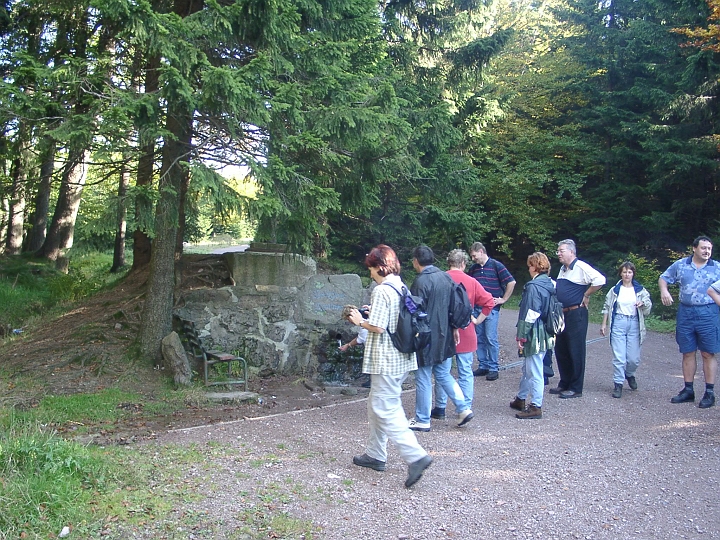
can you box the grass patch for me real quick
[0,420,111,539]
[644,315,676,334]
[235,508,320,540]
[0,388,145,428]
[0,412,227,540]
[0,252,129,331]
[0,386,196,435]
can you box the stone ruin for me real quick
[174,246,370,384]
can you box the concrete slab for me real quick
[203,391,259,403]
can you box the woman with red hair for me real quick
[347,245,433,488]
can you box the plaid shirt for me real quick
[362,274,418,375]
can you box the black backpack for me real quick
[543,290,565,337]
[385,284,432,355]
[528,281,565,337]
[448,281,473,329]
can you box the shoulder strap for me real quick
[381,282,403,297]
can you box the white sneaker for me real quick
[457,409,474,427]
[408,419,431,432]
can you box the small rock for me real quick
[59,526,71,538]
[303,379,323,392]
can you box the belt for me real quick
[562,305,583,313]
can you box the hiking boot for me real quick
[699,391,716,409]
[509,397,526,411]
[457,409,474,427]
[430,407,446,420]
[626,375,637,390]
[670,387,695,404]
[408,419,431,432]
[473,368,489,377]
[486,371,499,381]
[516,404,542,419]
[612,383,623,399]
[352,453,386,472]
[405,455,433,488]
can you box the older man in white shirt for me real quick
[550,239,606,399]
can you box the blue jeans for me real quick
[610,314,641,384]
[434,352,474,411]
[366,373,427,464]
[415,359,468,423]
[516,352,545,407]
[476,309,500,372]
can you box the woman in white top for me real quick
[600,262,652,398]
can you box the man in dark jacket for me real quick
[408,245,473,431]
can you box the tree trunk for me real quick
[110,156,130,272]
[0,197,9,251]
[5,121,31,255]
[26,137,56,252]
[138,0,202,363]
[132,54,160,271]
[138,104,194,363]
[37,147,89,261]
[37,7,93,263]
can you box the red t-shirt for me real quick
[447,269,495,354]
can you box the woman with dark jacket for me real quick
[511,252,555,419]
[600,261,652,398]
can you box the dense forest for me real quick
[2,0,720,359]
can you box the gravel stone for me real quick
[139,313,719,539]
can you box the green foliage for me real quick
[613,252,677,321]
[184,164,256,242]
[553,0,720,260]
[2,0,720,285]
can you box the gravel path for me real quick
[155,312,719,539]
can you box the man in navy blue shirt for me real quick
[551,239,605,399]
[467,242,516,381]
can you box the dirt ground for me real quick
[5,274,720,538]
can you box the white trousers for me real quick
[365,373,427,464]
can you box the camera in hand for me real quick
[359,307,370,319]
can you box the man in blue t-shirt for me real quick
[659,235,720,409]
[467,242,516,381]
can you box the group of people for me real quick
[342,236,720,488]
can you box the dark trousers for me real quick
[554,307,588,393]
